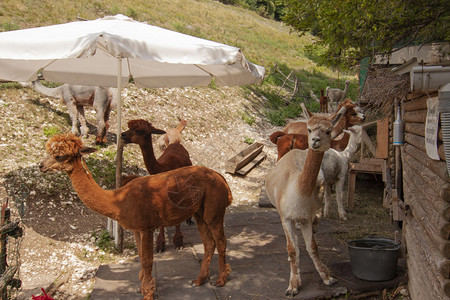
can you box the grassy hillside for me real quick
[0,0,358,124]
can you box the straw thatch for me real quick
[360,67,410,114]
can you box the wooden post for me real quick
[0,200,9,300]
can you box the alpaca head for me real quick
[40,133,97,173]
[177,117,188,127]
[121,119,166,145]
[302,104,345,152]
[338,99,365,125]
[344,125,363,144]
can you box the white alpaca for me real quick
[265,104,346,296]
[321,125,363,220]
[326,80,350,112]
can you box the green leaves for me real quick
[283,0,449,69]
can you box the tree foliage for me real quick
[282,0,449,69]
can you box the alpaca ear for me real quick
[300,103,313,120]
[154,129,166,135]
[330,106,347,127]
[80,147,97,155]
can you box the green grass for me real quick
[0,0,358,126]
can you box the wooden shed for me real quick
[359,43,450,299]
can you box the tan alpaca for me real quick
[265,104,346,296]
[157,117,187,151]
[282,99,365,139]
[326,80,350,112]
[39,133,232,300]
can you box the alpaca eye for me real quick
[307,129,311,133]
[326,131,331,135]
[55,155,67,161]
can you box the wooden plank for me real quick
[225,142,264,174]
[403,173,450,241]
[349,162,383,173]
[403,109,427,123]
[403,95,428,111]
[376,118,389,159]
[404,123,442,140]
[236,152,266,176]
[403,151,450,216]
[404,144,449,182]
[405,132,446,161]
[361,128,376,157]
[405,216,450,298]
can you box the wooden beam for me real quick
[403,95,428,111]
[405,122,443,141]
[404,109,427,123]
[405,132,446,161]
[404,144,449,182]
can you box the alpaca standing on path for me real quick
[321,125,363,220]
[31,80,117,144]
[326,80,350,112]
[265,104,346,296]
[39,133,232,300]
[121,119,193,252]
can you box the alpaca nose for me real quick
[311,137,321,148]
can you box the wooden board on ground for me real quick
[236,152,266,176]
[225,142,264,175]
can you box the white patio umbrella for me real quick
[0,14,265,247]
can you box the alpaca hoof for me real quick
[155,244,165,253]
[323,277,337,285]
[191,279,204,287]
[214,279,226,287]
[285,287,300,296]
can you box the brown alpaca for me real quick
[39,133,232,300]
[157,117,188,151]
[319,89,328,113]
[269,131,350,161]
[265,105,346,296]
[282,99,365,139]
[121,119,192,252]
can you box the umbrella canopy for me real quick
[0,14,265,248]
[0,14,265,87]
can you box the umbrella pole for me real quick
[111,58,124,252]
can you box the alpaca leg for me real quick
[76,105,89,137]
[323,184,332,218]
[133,231,144,282]
[335,178,347,220]
[155,227,166,253]
[297,220,336,285]
[66,101,79,135]
[208,222,231,287]
[172,224,184,250]
[192,214,216,286]
[138,230,156,300]
[281,218,301,296]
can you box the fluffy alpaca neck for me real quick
[175,122,186,133]
[68,158,118,219]
[139,137,162,174]
[298,149,325,196]
[331,118,348,138]
[341,134,359,161]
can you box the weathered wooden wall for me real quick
[402,91,450,299]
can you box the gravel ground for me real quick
[0,83,282,299]
[0,83,397,299]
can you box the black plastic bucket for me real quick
[347,238,400,281]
